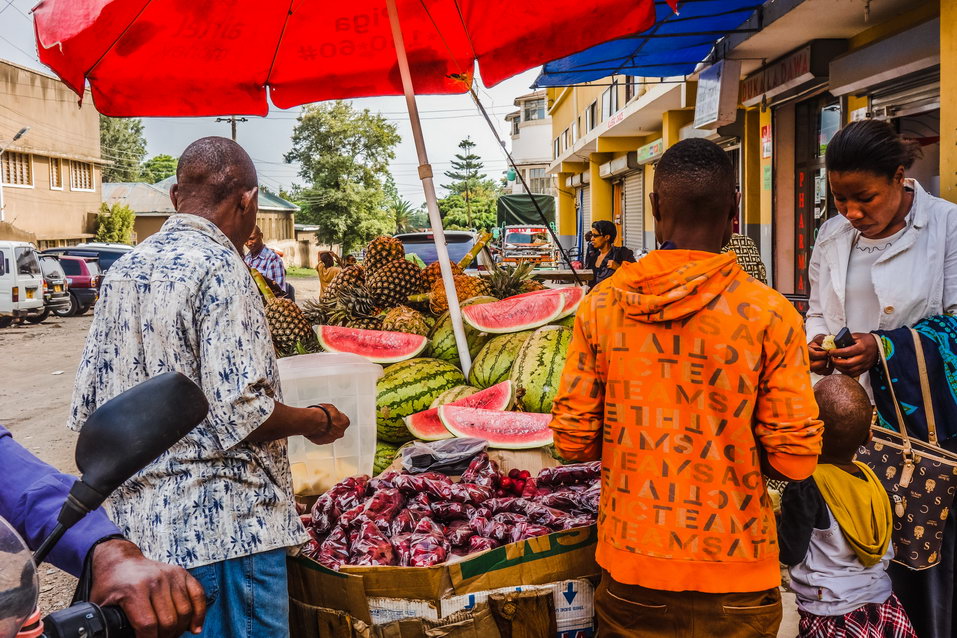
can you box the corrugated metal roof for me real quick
[105,178,299,213]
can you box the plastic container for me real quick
[277,353,383,496]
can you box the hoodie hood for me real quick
[608,249,741,322]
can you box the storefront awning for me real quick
[533,0,762,87]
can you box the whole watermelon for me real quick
[429,385,480,408]
[468,330,535,389]
[377,358,466,443]
[373,440,401,475]
[427,296,498,364]
[510,325,572,413]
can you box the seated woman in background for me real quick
[587,220,636,289]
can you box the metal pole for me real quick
[231,116,237,141]
[385,0,472,375]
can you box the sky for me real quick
[0,0,541,207]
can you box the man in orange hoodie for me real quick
[551,138,823,637]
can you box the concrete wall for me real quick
[0,60,103,245]
[510,120,552,165]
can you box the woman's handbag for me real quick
[855,332,957,570]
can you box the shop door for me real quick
[793,96,840,310]
[622,171,644,253]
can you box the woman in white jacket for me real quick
[806,118,957,638]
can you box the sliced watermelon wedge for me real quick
[437,405,554,449]
[405,380,515,441]
[316,325,426,364]
[462,292,566,334]
[511,286,585,319]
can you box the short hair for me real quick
[591,220,617,242]
[825,119,922,180]
[319,252,335,268]
[653,138,735,220]
[176,137,257,203]
[813,375,873,459]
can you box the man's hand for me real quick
[829,332,879,377]
[89,539,206,638]
[303,404,350,445]
[807,335,834,376]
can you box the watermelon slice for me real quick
[437,406,554,449]
[511,286,585,319]
[316,325,426,364]
[405,380,515,441]
[462,292,566,334]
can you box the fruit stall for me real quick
[254,235,596,638]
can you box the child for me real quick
[778,374,916,637]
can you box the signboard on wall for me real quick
[761,125,772,159]
[636,138,664,164]
[694,60,742,129]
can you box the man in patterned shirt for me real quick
[69,137,349,638]
[244,225,286,287]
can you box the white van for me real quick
[0,241,44,328]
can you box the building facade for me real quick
[545,0,951,300]
[0,59,106,247]
[505,90,554,196]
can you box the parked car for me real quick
[0,241,44,328]
[42,242,132,271]
[56,256,101,317]
[25,254,72,323]
[394,231,491,270]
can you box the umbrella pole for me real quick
[386,0,472,376]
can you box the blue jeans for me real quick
[185,548,289,638]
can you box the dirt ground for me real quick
[0,274,798,634]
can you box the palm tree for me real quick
[389,197,416,233]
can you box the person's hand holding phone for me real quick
[827,328,878,377]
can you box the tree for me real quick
[382,175,416,233]
[140,154,178,183]
[100,116,147,182]
[284,101,401,253]
[94,202,136,244]
[442,137,485,228]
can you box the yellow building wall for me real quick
[942,1,956,203]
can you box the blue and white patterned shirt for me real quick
[244,245,286,287]
[68,214,306,569]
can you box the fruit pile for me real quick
[300,454,600,570]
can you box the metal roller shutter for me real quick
[870,69,940,119]
[622,171,643,253]
[581,187,591,232]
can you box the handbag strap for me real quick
[910,328,940,446]
[873,333,918,487]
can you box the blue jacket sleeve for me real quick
[0,426,121,577]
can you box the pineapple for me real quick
[487,261,545,299]
[422,261,463,289]
[346,316,383,330]
[251,269,319,356]
[380,306,430,336]
[300,298,328,325]
[419,275,492,315]
[367,258,425,310]
[324,265,366,300]
[364,236,405,274]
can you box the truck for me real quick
[495,194,559,267]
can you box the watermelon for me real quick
[427,296,498,363]
[405,380,515,441]
[468,330,534,389]
[373,441,400,475]
[377,358,466,443]
[437,406,554,449]
[317,325,426,364]
[553,314,576,329]
[510,325,573,413]
[462,292,566,334]
[512,286,585,319]
[429,385,480,409]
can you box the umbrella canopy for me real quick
[34,0,658,116]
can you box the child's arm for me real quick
[777,479,827,566]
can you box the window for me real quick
[70,161,94,191]
[562,128,571,150]
[49,157,63,190]
[624,76,640,102]
[1,152,33,187]
[553,137,561,160]
[602,82,619,120]
[60,259,81,276]
[572,119,579,141]
[523,99,545,121]
[586,101,597,131]
[510,117,520,136]
[15,247,41,276]
[528,168,549,194]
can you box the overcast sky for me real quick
[0,0,540,207]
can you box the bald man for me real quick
[69,137,349,638]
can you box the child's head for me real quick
[813,375,873,462]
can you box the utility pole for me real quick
[215,116,248,141]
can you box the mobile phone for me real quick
[834,327,855,349]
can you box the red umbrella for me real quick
[33,0,659,372]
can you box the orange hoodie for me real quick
[550,249,822,594]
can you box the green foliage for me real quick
[383,175,417,233]
[100,116,147,182]
[140,154,178,183]
[284,101,401,254]
[439,137,501,231]
[94,202,136,244]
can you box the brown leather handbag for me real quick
[855,332,957,570]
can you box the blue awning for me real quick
[533,0,762,87]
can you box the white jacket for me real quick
[806,179,957,340]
